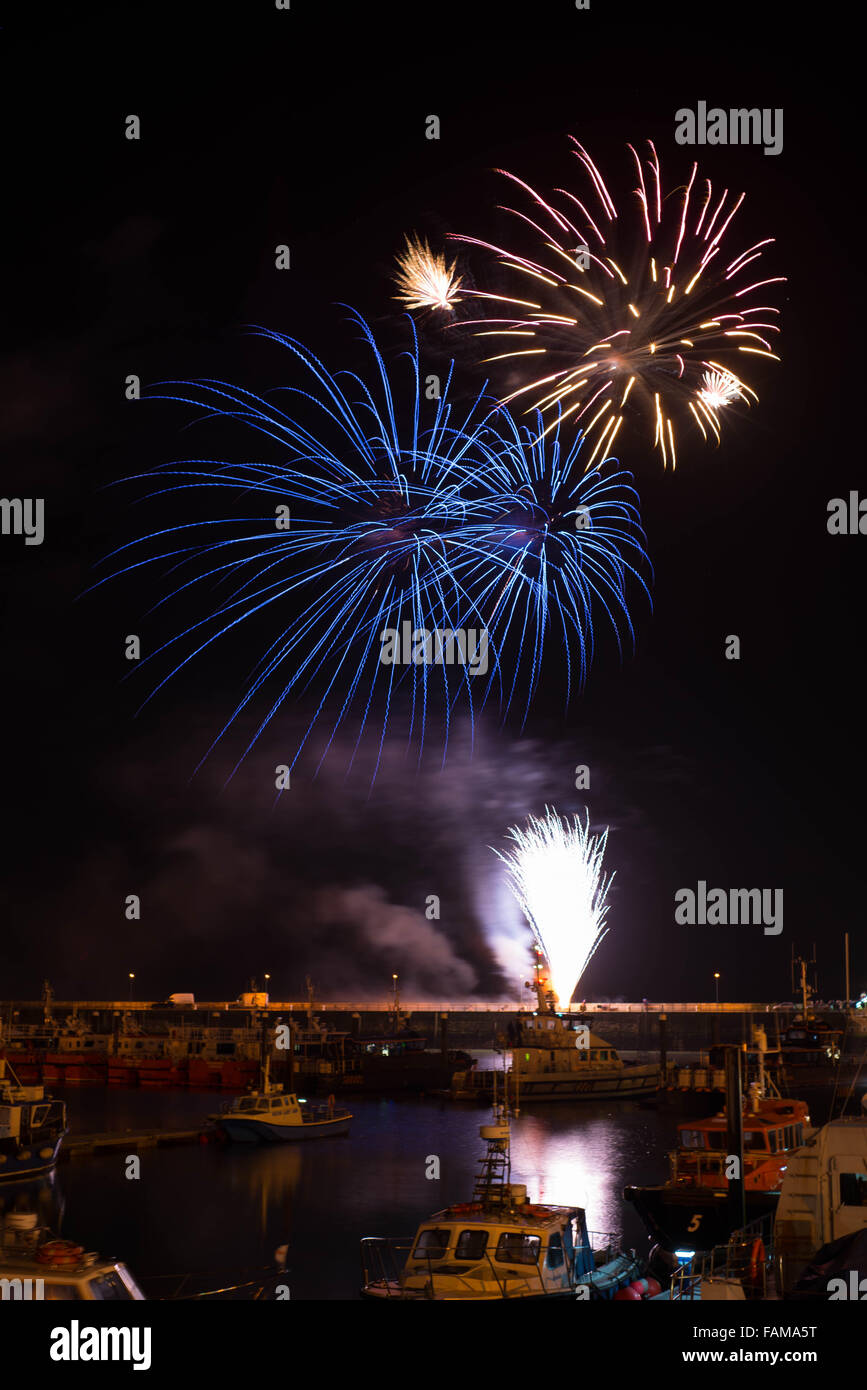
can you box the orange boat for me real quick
[625,1092,811,1252]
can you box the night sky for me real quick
[1,2,863,1005]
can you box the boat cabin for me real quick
[677,1098,809,1155]
[231,1092,303,1118]
[509,1015,624,1072]
[0,1259,145,1301]
[670,1099,810,1189]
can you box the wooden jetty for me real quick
[61,1127,211,1160]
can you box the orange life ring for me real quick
[748,1238,765,1282]
[37,1240,84,1267]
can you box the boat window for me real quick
[44,1283,83,1300]
[705,1132,726,1150]
[412,1228,451,1261]
[840,1173,867,1206]
[679,1131,706,1149]
[30,1105,50,1129]
[546,1233,564,1269]
[455,1230,489,1260]
[744,1131,767,1151]
[784,1126,794,1148]
[768,1130,779,1153]
[89,1269,136,1300]
[495,1233,541,1266]
[236,1098,256,1111]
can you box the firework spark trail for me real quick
[448,138,784,468]
[93,313,649,782]
[394,234,463,311]
[459,410,651,727]
[494,806,613,1005]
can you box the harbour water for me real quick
[6,1085,676,1300]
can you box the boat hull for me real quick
[0,1131,66,1182]
[220,1115,351,1143]
[514,1064,659,1101]
[624,1183,778,1252]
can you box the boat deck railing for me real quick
[667,1213,774,1301]
[139,1268,284,1300]
[304,1103,352,1122]
[585,1231,624,1266]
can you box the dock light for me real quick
[713,972,720,1004]
[674,1250,695,1262]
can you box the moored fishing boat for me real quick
[215,1056,352,1142]
[624,1087,811,1253]
[0,1059,67,1182]
[361,1100,649,1300]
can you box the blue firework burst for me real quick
[95,311,650,781]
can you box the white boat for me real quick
[217,1056,352,1143]
[361,1103,647,1300]
[0,1212,145,1301]
[773,1112,867,1295]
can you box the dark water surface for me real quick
[13,1088,680,1299]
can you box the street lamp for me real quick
[128,972,135,1002]
[264,973,271,998]
[714,972,720,1005]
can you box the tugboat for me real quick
[624,1074,811,1253]
[0,1211,145,1300]
[215,1053,352,1143]
[0,1058,68,1181]
[361,1088,649,1300]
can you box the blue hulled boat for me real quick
[0,1058,68,1180]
